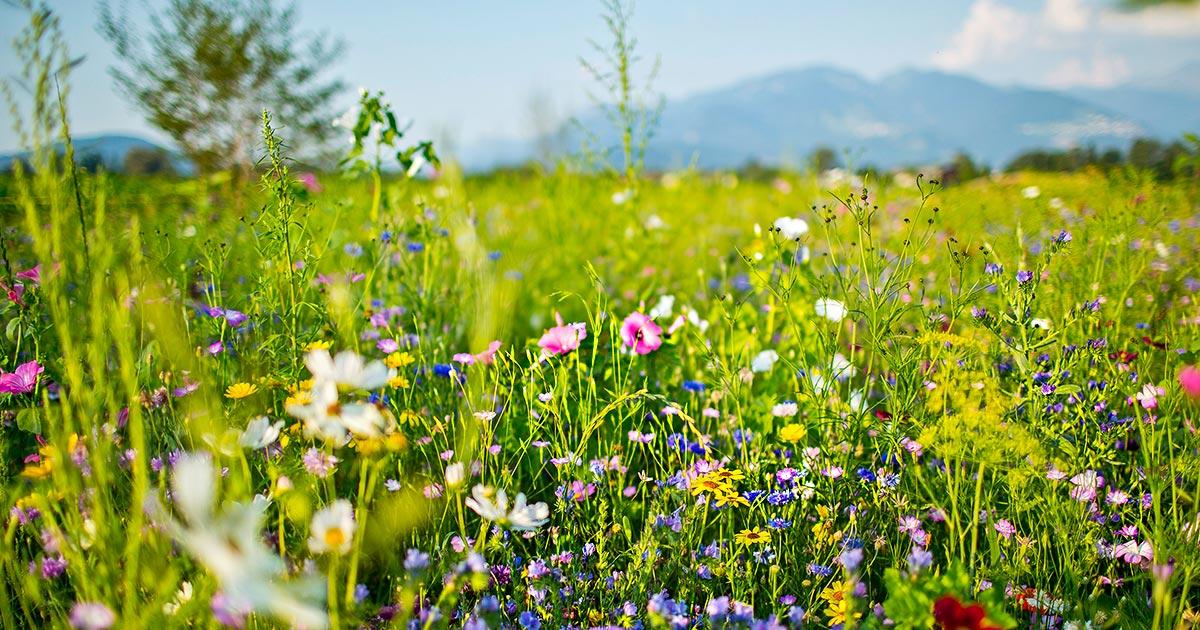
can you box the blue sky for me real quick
[1,0,1198,153]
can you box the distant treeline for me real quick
[733,136,1200,184]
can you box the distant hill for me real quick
[461,64,1200,171]
[5,64,1197,175]
[0,134,195,175]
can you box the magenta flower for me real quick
[538,319,587,357]
[297,172,323,194]
[1180,365,1200,399]
[620,312,662,355]
[0,361,42,395]
[993,519,1016,539]
[15,265,40,284]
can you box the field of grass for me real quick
[1,108,1199,630]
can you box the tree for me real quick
[98,0,344,174]
[123,146,176,176]
[808,146,840,172]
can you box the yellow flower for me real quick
[285,390,312,407]
[690,477,730,497]
[385,352,415,369]
[225,382,258,399]
[713,491,750,508]
[355,438,384,456]
[305,340,332,352]
[21,434,79,480]
[734,527,771,545]
[388,374,410,389]
[824,598,861,626]
[397,410,420,425]
[820,580,850,604]
[779,423,806,442]
[21,444,59,479]
[708,469,745,482]
[384,433,408,452]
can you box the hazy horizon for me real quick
[2,0,1199,156]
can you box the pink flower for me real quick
[1069,469,1103,502]
[1180,365,1200,399]
[1134,383,1164,410]
[993,519,1016,539]
[16,265,40,284]
[474,340,502,365]
[297,172,323,193]
[1115,539,1153,565]
[620,312,662,355]
[538,318,587,357]
[456,340,502,366]
[0,361,42,394]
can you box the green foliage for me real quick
[881,563,1016,629]
[97,0,345,173]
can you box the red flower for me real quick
[933,595,1001,630]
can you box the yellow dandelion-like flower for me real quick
[225,382,258,399]
[779,423,806,442]
[386,352,415,369]
[305,340,332,352]
[388,374,410,389]
[734,527,771,545]
[384,433,408,452]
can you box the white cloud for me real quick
[933,0,1030,70]
[1045,50,1132,87]
[1044,0,1090,33]
[934,0,1189,87]
[1097,4,1200,37]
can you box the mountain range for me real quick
[3,64,1197,173]
[464,63,1200,171]
[0,134,195,176]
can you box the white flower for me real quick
[162,581,193,616]
[771,402,798,417]
[644,214,666,230]
[163,453,326,628]
[304,349,389,391]
[773,216,809,240]
[445,462,465,489]
[331,105,358,130]
[1022,185,1041,199]
[308,500,355,555]
[1030,318,1052,330]
[649,295,676,320]
[465,484,549,531]
[751,350,779,373]
[239,416,283,449]
[814,298,847,322]
[287,381,386,443]
[830,353,857,380]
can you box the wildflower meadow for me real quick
[3,3,1200,630]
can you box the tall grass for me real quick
[1,3,1199,630]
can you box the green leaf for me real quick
[16,408,41,434]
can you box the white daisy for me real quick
[308,500,355,555]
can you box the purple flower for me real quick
[69,602,115,629]
[1016,270,1034,284]
[0,360,42,394]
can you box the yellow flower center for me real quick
[324,528,346,548]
